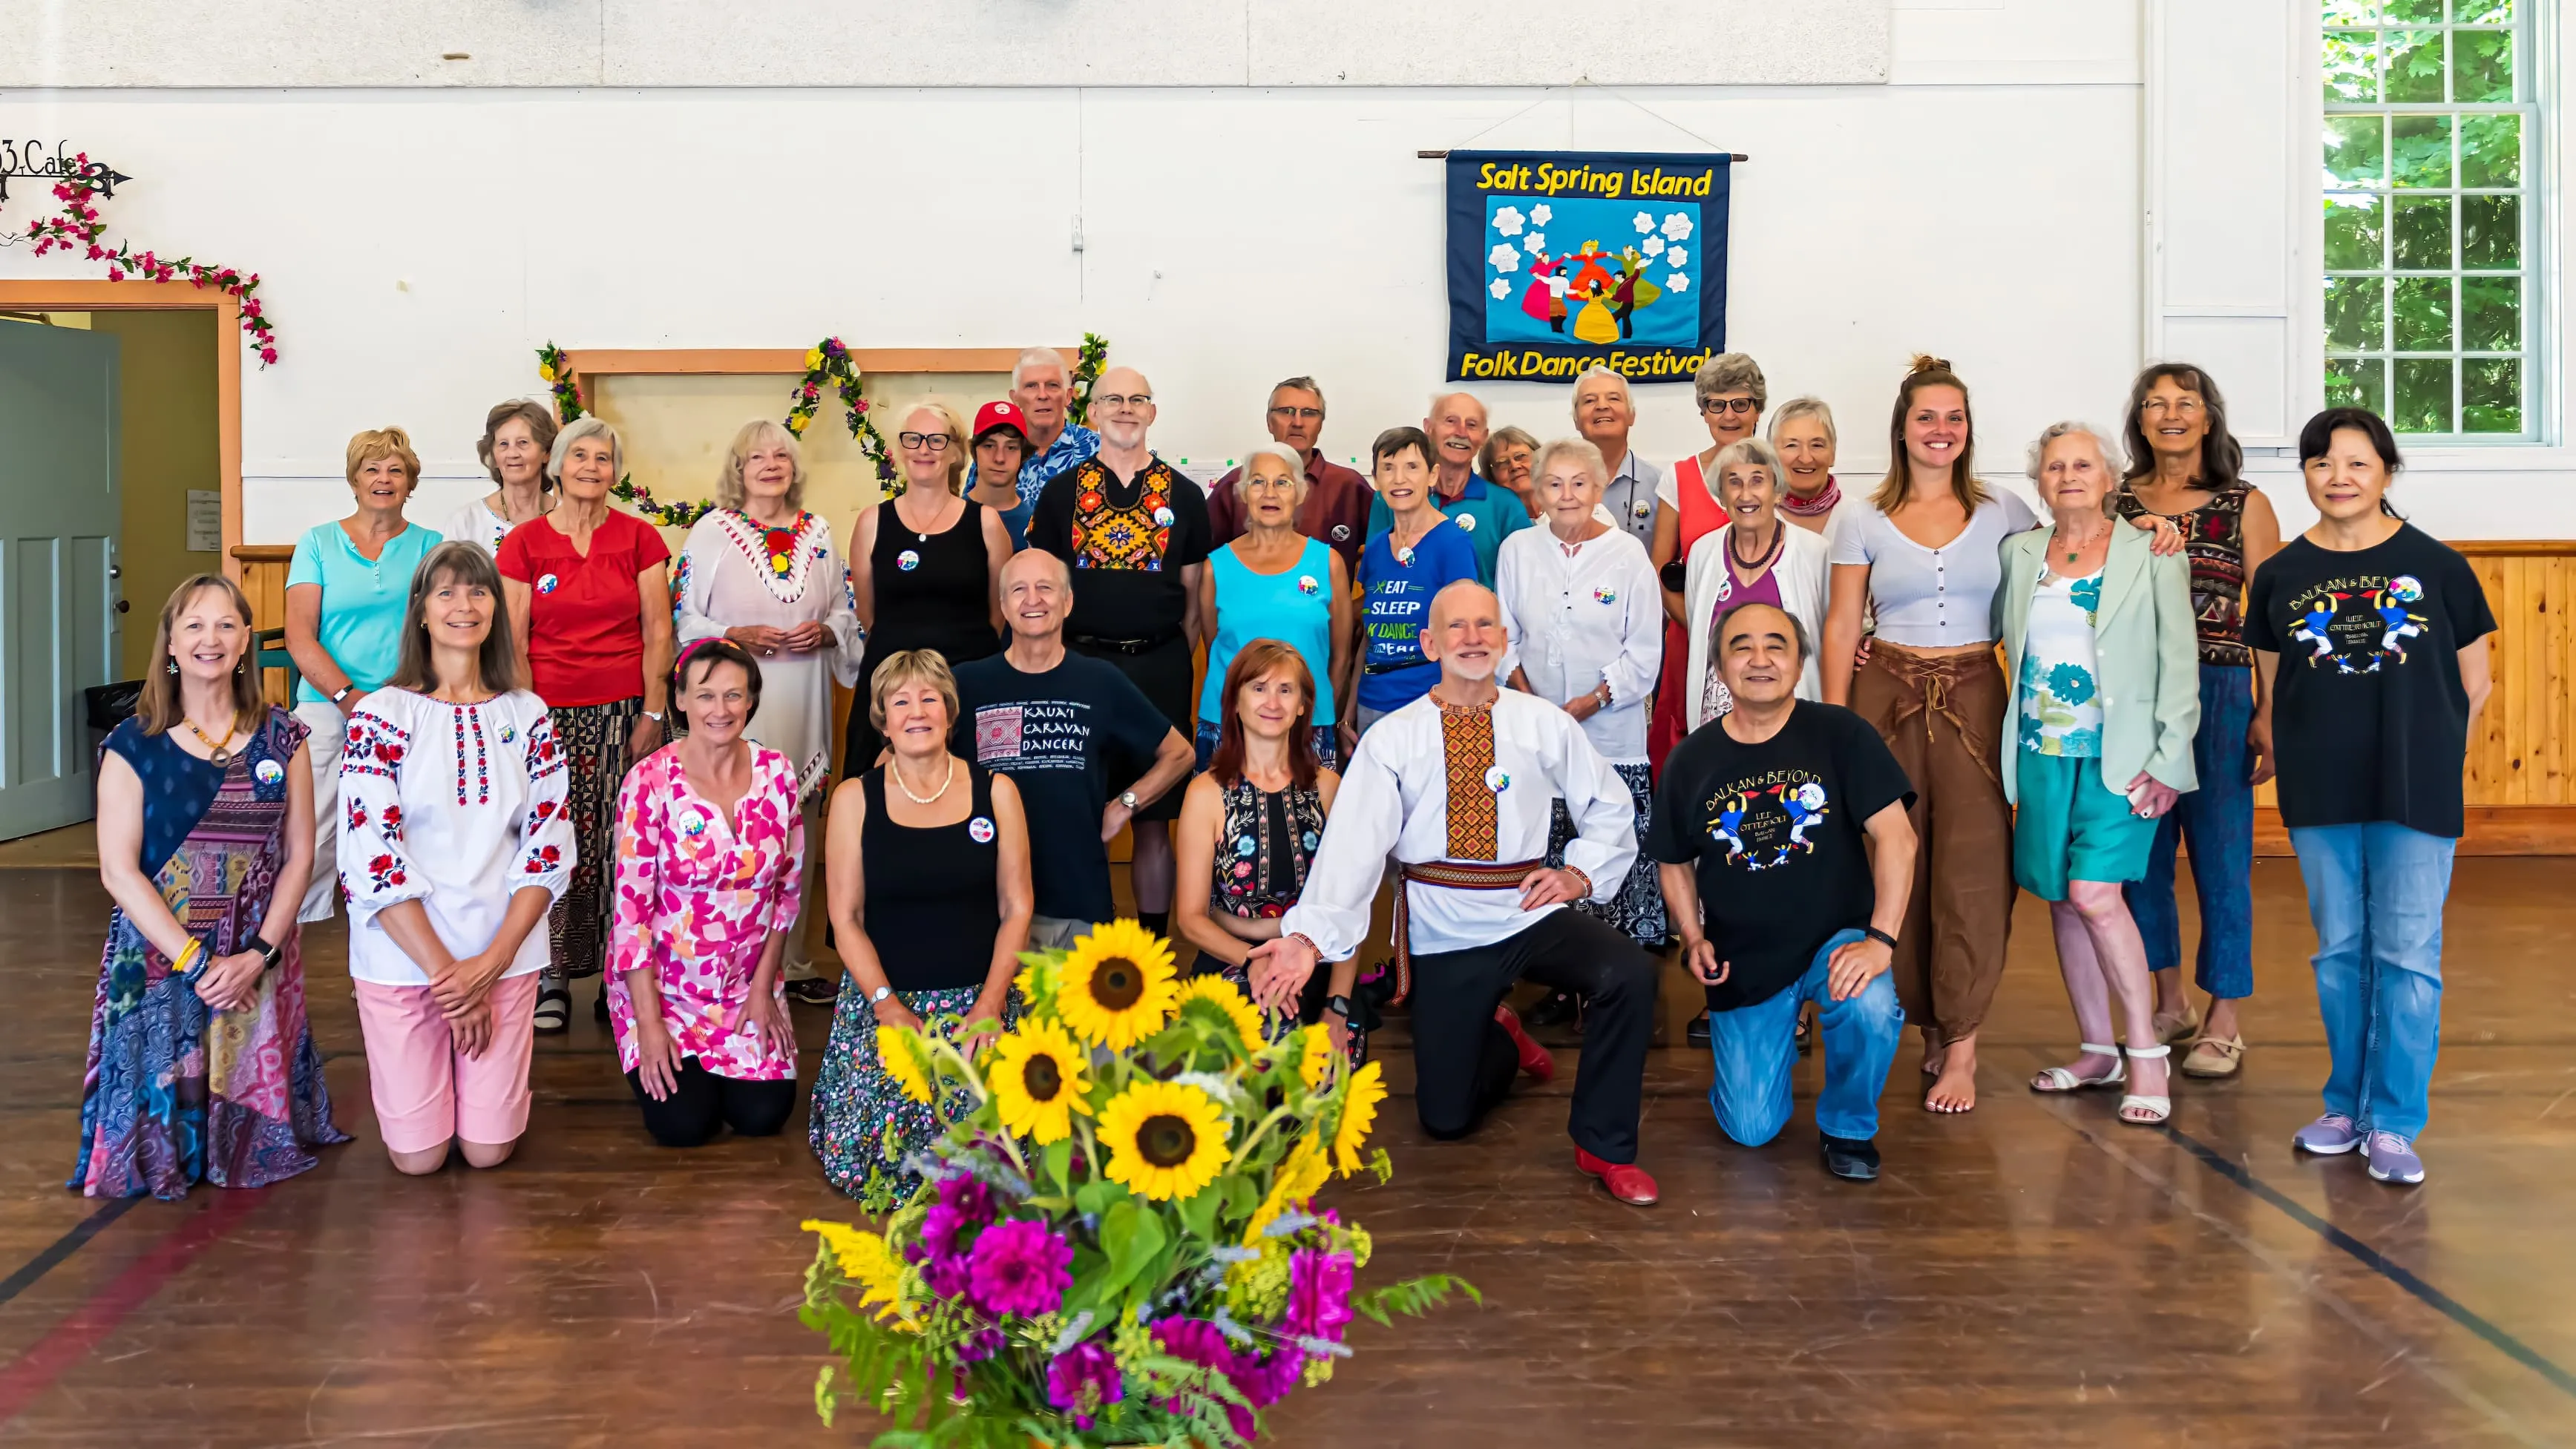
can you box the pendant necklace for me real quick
[187,711,243,767]
[894,755,957,805]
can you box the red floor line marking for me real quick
[0,1188,266,1425]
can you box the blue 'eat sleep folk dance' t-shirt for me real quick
[1355,516,1481,715]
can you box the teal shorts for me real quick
[2012,750,2158,901]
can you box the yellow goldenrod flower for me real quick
[1097,1078,1230,1202]
[802,1220,915,1327]
[1055,920,1178,1051]
[1245,1132,1331,1243]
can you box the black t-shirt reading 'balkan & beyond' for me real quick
[2244,523,2495,840]
[1647,701,1915,1012]
[951,651,1175,923]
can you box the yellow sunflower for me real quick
[1175,973,1268,1055]
[802,1220,916,1328]
[989,1017,1092,1144]
[1245,1133,1333,1243]
[1097,1078,1232,1202]
[878,1026,934,1105]
[1298,1022,1338,1091]
[1055,920,1179,1051]
[1331,1059,1387,1177]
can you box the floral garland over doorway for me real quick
[20,154,280,366]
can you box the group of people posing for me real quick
[69,344,2491,1207]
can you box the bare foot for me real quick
[1918,1026,1946,1079]
[1925,1036,1979,1114]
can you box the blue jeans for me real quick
[2125,664,2255,999]
[1706,929,1906,1144]
[2289,822,2455,1140]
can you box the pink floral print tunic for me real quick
[606,743,806,1080]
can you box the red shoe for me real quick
[1575,1148,1659,1206]
[1495,1004,1553,1082]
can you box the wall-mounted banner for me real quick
[1444,149,1731,384]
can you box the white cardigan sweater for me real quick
[1679,521,1832,729]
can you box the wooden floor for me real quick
[1,858,2572,1447]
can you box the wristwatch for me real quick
[867,985,895,1006]
[252,936,284,970]
[330,685,353,704]
[643,709,665,723]
[1325,994,1354,1020]
[1118,789,1139,811]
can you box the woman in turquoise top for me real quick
[1998,422,2200,1128]
[282,425,444,926]
[1347,427,1481,752]
[1193,444,1351,769]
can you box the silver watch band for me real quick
[867,985,895,1005]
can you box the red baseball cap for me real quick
[973,400,1028,440]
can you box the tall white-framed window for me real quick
[2322,0,2541,438]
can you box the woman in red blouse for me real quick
[497,415,676,1033]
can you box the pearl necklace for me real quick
[893,755,956,805]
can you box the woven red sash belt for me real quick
[1386,857,1545,1005]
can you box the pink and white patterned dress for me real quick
[605,743,805,1081]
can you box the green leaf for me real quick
[1178,1180,1223,1244]
[1350,1273,1484,1327]
[1043,1137,1074,1195]
[2393,358,2454,433]
[1097,1198,1167,1298]
[1075,1177,1127,1216]
[2324,115,2385,188]
[2381,28,2444,104]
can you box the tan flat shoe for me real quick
[2153,1004,2201,1046]
[2180,1033,2245,1079]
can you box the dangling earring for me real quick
[235,660,246,675]
[165,658,177,676]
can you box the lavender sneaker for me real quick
[2292,1113,2363,1155]
[2362,1131,2426,1185]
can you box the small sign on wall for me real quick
[186,489,221,552]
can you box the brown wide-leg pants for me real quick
[1850,643,2015,1045]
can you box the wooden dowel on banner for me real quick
[1416,149,1749,160]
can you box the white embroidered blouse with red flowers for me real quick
[337,687,574,987]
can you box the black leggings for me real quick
[626,1057,799,1148]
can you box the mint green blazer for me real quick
[1993,522,2201,806]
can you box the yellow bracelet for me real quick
[172,937,206,975]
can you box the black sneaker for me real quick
[1820,1134,1881,1183]
[1685,1012,1711,1048]
[786,976,841,1007]
[1525,990,1580,1029]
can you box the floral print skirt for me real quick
[810,985,1010,1202]
[1547,760,1667,946]
[543,697,640,982]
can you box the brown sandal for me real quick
[2180,1033,2245,1079]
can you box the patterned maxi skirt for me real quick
[544,697,642,982]
[810,985,1013,1203]
[1547,760,1667,946]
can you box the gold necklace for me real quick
[893,755,956,805]
[186,710,243,766]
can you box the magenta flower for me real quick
[1151,1318,1276,1441]
[967,1218,1072,1317]
[1046,1340,1124,1429]
[1285,1249,1355,1344]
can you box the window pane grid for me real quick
[2321,0,2534,438]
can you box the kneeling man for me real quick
[1253,582,1662,1205]
[1650,602,1916,1182]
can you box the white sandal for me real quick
[2119,1044,2172,1125]
[2031,1043,2124,1094]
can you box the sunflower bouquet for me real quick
[799,921,1475,1448]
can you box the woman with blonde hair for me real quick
[443,400,558,556]
[845,398,1014,769]
[283,426,445,926]
[73,574,348,1198]
[813,648,1033,1197]
[497,415,675,1033]
[673,418,863,1003]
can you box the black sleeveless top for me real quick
[860,762,1002,992]
[865,494,1002,669]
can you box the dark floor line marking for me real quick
[0,1197,139,1307]
[0,1188,264,1425]
[2158,1120,2576,1402]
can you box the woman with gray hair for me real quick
[673,419,864,1003]
[1192,441,1351,769]
[442,399,558,556]
[1999,421,2199,1126]
[496,415,677,1033]
[1650,351,1768,770]
[1481,425,1543,521]
[1680,438,1832,725]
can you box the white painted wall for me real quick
[1,0,2566,543]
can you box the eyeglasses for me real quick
[1268,405,1323,421]
[898,432,952,451]
[1700,396,1760,415]
[2141,398,2203,415]
[1095,393,1153,413]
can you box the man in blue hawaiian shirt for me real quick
[971,346,1101,510]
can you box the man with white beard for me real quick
[1249,581,1662,1206]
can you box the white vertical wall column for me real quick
[2143,0,2308,448]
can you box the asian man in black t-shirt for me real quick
[1648,602,1918,1182]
